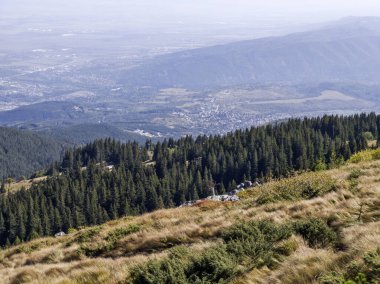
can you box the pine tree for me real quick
[0,181,5,194]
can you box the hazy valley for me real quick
[2,17,380,142]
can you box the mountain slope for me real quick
[0,127,64,179]
[0,114,376,247]
[0,155,379,284]
[120,17,380,88]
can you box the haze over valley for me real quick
[2,1,380,142]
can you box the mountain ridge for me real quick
[120,17,380,88]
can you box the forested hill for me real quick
[0,113,378,245]
[0,127,64,180]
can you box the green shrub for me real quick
[348,169,364,180]
[371,148,380,160]
[131,246,237,284]
[78,242,115,257]
[349,148,380,164]
[130,221,294,284]
[294,218,337,248]
[222,220,292,244]
[347,169,364,191]
[321,248,380,284]
[68,228,77,234]
[14,245,33,255]
[349,151,373,164]
[252,173,337,204]
[362,132,375,141]
[105,224,140,242]
[275,239,299,256]
[315,160,328,171]
[75,226,102,243]
[362,247,380,281]
[187,246,238,283]
[130,247,191,284]
[222,220,292,268]
[130,257,188,284]
[79,225,141,257]
[320,272,346,284]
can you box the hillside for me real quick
[120,17,380,88]
[0,127,64,179]
[0,114,375,246]
[0,153,379,283]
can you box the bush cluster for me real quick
[243,172,337,204]
[79,224,141,257]
[105,224,141,242]
[349,149,380,164]
[347,169,364,191]
[130,221,292,284]
[293,218,337,248]
[320,246,380,284]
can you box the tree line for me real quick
[0,113,378,246]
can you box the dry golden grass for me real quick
[0,159,379,283]
[5,176,47,193]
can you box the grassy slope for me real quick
[4,176,47,192]
[0,159,379,284]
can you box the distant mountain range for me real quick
[120,17,380,88]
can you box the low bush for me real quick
[105,224,141,242]
[79,225,141,257]
[130,246,191,284]
[361,247,380,282]
[320,247,380,284]
[130,221,293,284]
[130,246,236,284]
[247,172,337,204]
[348,169,364,180]
[349,148,380,164]
[75,226,102,243]
[275,238,299,256]
[222,220,292,269]
[347,169,364,191]
[293,218,337,248]
[187,246,238,283]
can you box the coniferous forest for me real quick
[0,127,64,180]
[0,113,378,246]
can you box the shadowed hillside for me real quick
[0,127,64,179]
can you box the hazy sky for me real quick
[2,0,380,31]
